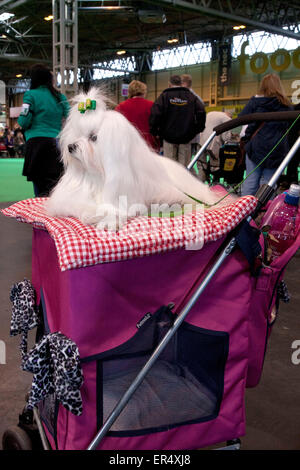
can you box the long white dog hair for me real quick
[46,87,233,230]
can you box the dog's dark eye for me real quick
[89,134,97,142]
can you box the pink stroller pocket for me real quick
[246,232,300,388]
[255,265,275,292]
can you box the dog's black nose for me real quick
[68,143,77,153]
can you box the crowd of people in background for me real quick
[9,66,300,197]
[117,72,299,195]
[0,126,25,157]
[118,73,237,181]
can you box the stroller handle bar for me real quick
[188,110,300,171]
[213,110,300,136]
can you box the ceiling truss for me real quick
[150,0,300,39]
[0,0,299,82]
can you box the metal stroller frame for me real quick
[87,111,300,450]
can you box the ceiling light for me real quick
[16,74,22,78]
[98,1,130,8]
[233,25,246,30]
[116,50,126,55]
[138,10,166,24]
[100,6,126,9]
[0,12,14,21]
[167,37,179,44]
[79,6,132,11]
[44,15,54,21]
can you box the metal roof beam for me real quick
[81,65,138,74]
[0,54,50,62]
[0,0,29,10]
[0,0,13,7]
[149,0,300,39]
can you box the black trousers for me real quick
[32,176,61,197]
[23,137,63,197]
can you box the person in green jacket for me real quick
[18,64,70,196]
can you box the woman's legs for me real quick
[7,146,15,157]
[32,182,40,197]
[241,155,262,196]
[261,167,277,187]
[32,176,60,197]
[25,137,63,197]
[241,155,278,196]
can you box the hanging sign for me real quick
[219,44,232,86]
[239,41,300,74]
[121,84,129,97]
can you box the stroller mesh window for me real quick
[96,306,229,436]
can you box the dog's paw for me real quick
[96,215,118,232]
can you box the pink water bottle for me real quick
[268,184,300,262]
[261,193,286,227]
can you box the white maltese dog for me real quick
[46,87,231,230]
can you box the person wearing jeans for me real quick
[241,154,277,196]
[239,73,291,196]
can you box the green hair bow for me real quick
[78,99,96,114]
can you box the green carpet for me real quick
[0,158,34,203]
[0,157,298,204]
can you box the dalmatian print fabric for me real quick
[10,279,40,361]
[9,279,83,416]
[23,332,84,416]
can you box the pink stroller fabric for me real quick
[2,197,299,450]
[31,228,250,450]
[246,228,300,387]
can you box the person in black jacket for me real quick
[149,75,206,168]
[286,102,300,185]
[239,73,292,196]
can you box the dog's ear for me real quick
[98,109,153,206]
[99,110,149,169]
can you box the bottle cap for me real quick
[285,184,300,205]
[288,184,300,197]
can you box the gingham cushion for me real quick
[1,196,258,271]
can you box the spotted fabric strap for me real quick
[10,279,40,361]
[23,332,84,416]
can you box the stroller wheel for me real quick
[2,425,33,450]
[226,438,241,449]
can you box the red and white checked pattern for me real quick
[1,196,258,271]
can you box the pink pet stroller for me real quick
[1,112,300,451]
